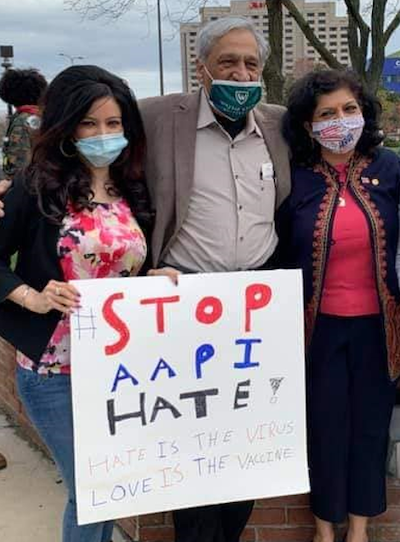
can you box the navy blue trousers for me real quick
[173,501,254,542]
[307,314,396,523]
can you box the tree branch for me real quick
[64,0,140,20]
[367,0,388,93]
[346,0,370,79]
[264,0,284,104]
[166,0,211,27]
[281,0,343,70]
[343,0,371,34]
[384,9,400,45]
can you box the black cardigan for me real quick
[0,176,66,363]
[0,176,152,363]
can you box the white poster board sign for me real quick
[70,270,309,525]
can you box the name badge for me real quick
[260,162,274,181]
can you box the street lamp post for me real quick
[58,53,85,65]
[0,45,14,118]
[157,0,164,96]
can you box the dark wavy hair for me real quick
[25,64,152,235]
[282,69,383,167]
[0,68,47,106]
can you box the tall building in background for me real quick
[180,0,350,93]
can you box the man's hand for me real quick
[147,266,182,285]
[0,180,12,218]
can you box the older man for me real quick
[0,16,291,542]
[141,16,290,542]
[143,18,290,281]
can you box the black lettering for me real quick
[179,388,219,418]
[107,393,146,435]
[150,396,182,423]
[234,380,250,409]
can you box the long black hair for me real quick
[26,64,152,234]
[282,69,383,167]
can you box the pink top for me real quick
[320,163,380,316]
[17,199,147,374]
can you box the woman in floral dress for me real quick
[0,65,152,542]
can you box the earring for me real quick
[59,139,77,158]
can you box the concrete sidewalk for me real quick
[0,410,129,542]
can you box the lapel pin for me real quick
[372,178,380,186]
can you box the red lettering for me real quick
[249,0,264,8]
[102,293,130,356]
[140,296,180,333]
[195,296,223,324]
[245,283,272,332]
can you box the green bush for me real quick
[383,137,400,148]
[10,252,17,271]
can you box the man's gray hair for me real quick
[196,16,270,65]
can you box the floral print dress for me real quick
[17,199,147,375]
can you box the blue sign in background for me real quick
[382,58,400,93]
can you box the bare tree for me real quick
[65,0,400,101]
[65,0,210,22]
[65,0,134,19]
[282,0,400,94]
[263,0,284,104]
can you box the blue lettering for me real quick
[111,363,139,392]
[195,343,215,379]
[91,490,107,507]
[234,338,262,369]
[111,484,126,501]
[150,358,177,381]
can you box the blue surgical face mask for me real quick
[204,66,262,121]
[75,132,128,168]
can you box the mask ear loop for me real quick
[203,65,214,81]
[201,65,214,103]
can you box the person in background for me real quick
[278,69,400,542]
[0,67,47,471]
[0,64,152,542]
[0,68,47,180]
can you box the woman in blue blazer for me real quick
[277,69,400,542]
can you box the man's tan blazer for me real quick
[139,91,291,267]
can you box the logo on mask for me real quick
[203,65,262,121]
[235,91,250,105]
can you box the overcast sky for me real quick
[1,0,400,114]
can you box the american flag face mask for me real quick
[311,114,365,155]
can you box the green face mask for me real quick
[205,67,262,121]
